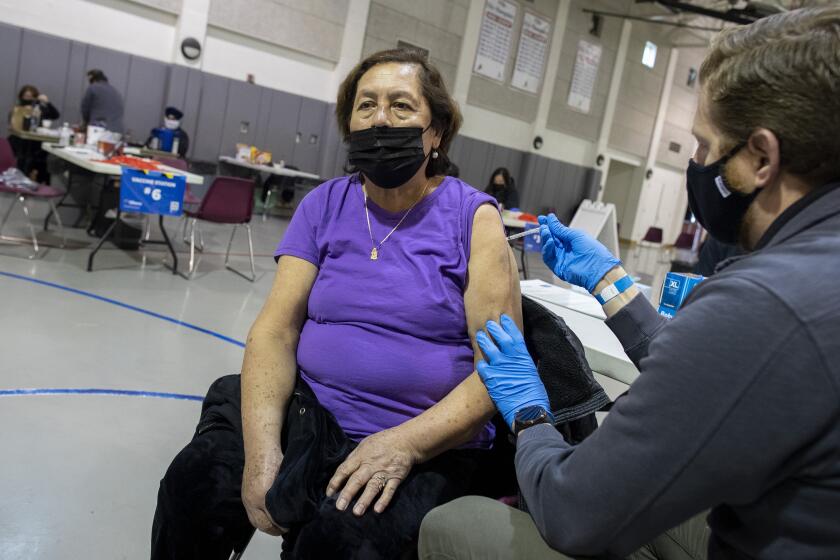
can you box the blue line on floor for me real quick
[0,388,203,401]
[0,271,246,348]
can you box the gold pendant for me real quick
[370,247,378,260]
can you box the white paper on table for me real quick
[567,40,603,114]
[520,279,607,320]
[511,11,551,94]
[473,0,518,82]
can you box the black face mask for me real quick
[348,126,430,189]
[19,99,35,106]
[686,143,759,244]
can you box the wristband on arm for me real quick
[594,275,634,305]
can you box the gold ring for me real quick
[371,473,387,491]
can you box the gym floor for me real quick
[0,197,290,559]
[0,192,647,559]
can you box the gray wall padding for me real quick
[449,135,597,221]
[0,22,22,137]
[0,21,598,218]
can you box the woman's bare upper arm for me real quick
[464,204,523,359]
[251,255,318,339]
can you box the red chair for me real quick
[0,138,65,256]
[184,176,256,281]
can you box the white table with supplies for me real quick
[218,156,321,219]
[218,156,321,181]
[41,144,203,274]
[43,144,203,183]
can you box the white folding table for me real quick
[42,144,204,273]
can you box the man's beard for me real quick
[724,161,759,250]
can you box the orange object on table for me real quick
[518,212,539,223]
[96,155,162,171]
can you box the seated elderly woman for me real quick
[151,49,521,559]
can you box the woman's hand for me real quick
[242,453,288,536]
[37,94,49,103]
[326,429,419,516]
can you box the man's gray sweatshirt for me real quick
[81,81,124,134]
[516,182,840,558]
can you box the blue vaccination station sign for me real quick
[119,167,186,216]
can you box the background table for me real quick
[218,156,321,180]
[8,127,61,144]
[219,156,321,219]
[43,144,203,183]
[41,144,203,273]
[124,146,184,160]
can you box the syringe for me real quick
[506,227,541,241]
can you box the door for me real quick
[292,97,326,174]
[602,160,639,239]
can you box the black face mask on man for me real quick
[686,142,760,244]
[348,126,431,189]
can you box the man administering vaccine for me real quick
[420,7,840,560]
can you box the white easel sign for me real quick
[473,0,518,82]
[567,40,603,114]
[511,11,552,94]
[568,199,620,258]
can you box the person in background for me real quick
[485,167,519,210]
[145,106,189,158]
[7,85,60,182]
[81,69,124,133]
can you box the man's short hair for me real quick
[700,7,840,184]
[87,69,108,83]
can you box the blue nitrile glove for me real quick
[538,213,621,293]
[476,314,550,429]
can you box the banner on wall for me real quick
[567,40,603,113]
[473,0,518,82]
[119,167,186,216]
[511,11,552,94]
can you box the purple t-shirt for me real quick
[275,175,497,448]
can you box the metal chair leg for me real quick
[187,218,198,278]
[143,215,152,242]
[181,215,189,244]
[263,188,274,222]
[180,216,203,250]
[19,196,40,256]
[246,224,256,281]
[224,224,256,282]
[48,199,66,248]
[224,225,237,268]
[0,197,15,237]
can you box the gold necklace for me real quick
[362,179,431,260]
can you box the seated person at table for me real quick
[151,48,522,559]
[145,106,189,158]
[7,85,60,182]
[484,167,519,211]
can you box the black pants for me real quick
[151,375,498,559]
[8,136,49,183]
